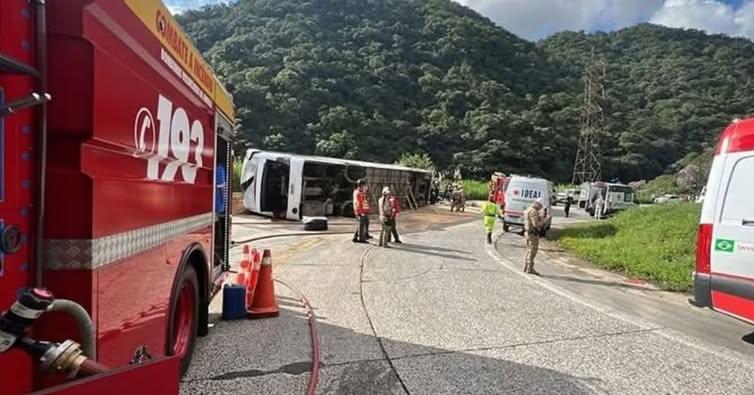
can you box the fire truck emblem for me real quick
[133,107,156,159]
[156,11,167,35]
[133,94,205,184]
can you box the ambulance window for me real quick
[721,156,754,221]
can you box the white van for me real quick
[693,118,754,324]
[502,176,553,233]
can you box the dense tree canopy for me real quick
[178,0,754,182]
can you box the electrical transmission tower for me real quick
[572,49,607,185]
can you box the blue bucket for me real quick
[222,284,247,320]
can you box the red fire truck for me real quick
[0,1,234,393]
[488,172,509,207]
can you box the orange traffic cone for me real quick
[234,245,251,285]
[247,249,279,318]
[245,248,262,308]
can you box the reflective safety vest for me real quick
[353,189,370,215]
[482,202,499,217]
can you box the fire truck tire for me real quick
[168,265,199,376]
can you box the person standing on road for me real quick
[594,194,605,220]
[430,180,439,205]
[388,191,402,244]
[352,179,370,243]
[564,195,572,218]
[378,187,394,248]
[523,198,550,275]
[451,184,465,212]
[481,194,500,244]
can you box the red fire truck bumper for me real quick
[33,356,179,395]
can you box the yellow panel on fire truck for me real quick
[124,0,235,120]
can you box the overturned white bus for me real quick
[240,149,432,220]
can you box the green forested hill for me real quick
[177,0,754,182]
[541,26,754,181]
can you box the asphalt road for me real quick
[182,207,754,394]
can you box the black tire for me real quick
[167,265,200,376]
[503,223,510,232]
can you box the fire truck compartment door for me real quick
[32,356,179,395]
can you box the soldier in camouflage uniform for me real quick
[450,184,465,212]
[523,198,550,275]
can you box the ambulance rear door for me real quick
[710,151,754,323]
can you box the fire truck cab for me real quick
[488,172,508,208]
[693,118,754,324]
[1,1,234,393]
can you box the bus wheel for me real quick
[169,265,199,376]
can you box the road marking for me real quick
[485,234,754,366]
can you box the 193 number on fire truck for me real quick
[134,94,205,183]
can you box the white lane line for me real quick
[485,234,754,366]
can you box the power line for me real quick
[572,48,606,185]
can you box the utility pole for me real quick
[572,48,606,185]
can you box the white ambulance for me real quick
[693,118,754,324]
[502,175,553,233]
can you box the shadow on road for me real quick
[742,333,754,345]
[186,306,603,394]
[393,242,470,255]
[390,243,477,262]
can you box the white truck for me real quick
[502,176,553,234]
[693,118,754,324]
[578,182,636,216]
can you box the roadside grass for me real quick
[462,180,488,200]
[555,203,701,292]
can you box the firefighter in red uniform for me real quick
[353,179,371,243]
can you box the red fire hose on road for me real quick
[273,279,320,395]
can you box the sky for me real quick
[165,0,754,41]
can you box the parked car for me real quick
[653,194,680,204]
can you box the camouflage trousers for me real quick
[524,236,540,272]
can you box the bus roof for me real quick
[125,0,235,120]
[248,149,432,174]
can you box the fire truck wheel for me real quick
[168,265,199,376]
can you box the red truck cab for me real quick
[1,1,234,392]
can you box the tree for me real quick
[396,152,435,171]
[178,2,754,183]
